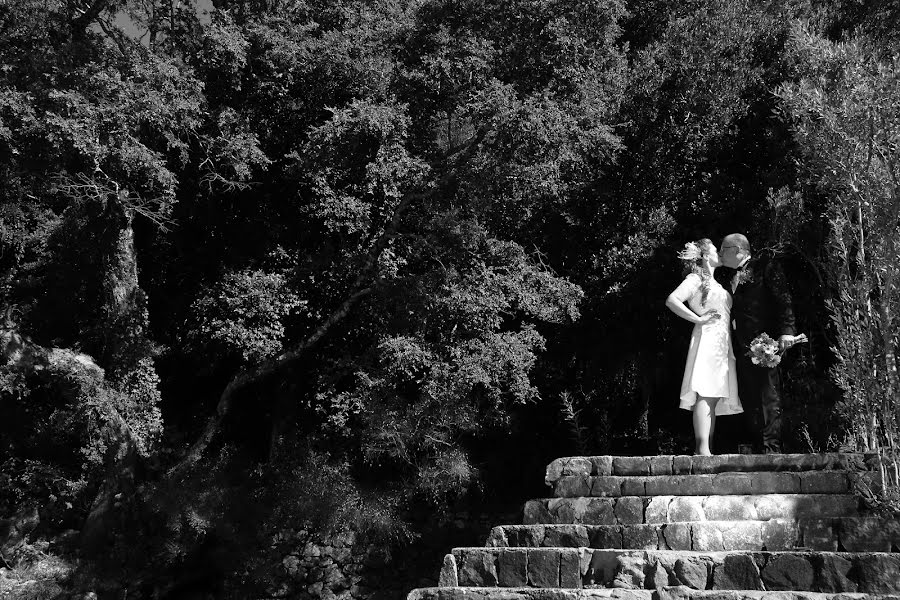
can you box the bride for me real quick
[665,239,742,455]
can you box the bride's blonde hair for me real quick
[678,238,713,307]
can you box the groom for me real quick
[717,234,800,453]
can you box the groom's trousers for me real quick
[736,355,783,453]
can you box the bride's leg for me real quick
[709,398,719,452]
[693,396,719,456]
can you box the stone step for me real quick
[524,494,863,525]
[408,587,900,600]
[445,548,900,593]
[551,471,879,498]
[487,518,900,552]
[546,454,880,486]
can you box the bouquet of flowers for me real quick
[747,332,808,368]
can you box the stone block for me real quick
[651,456,674,476]
[673,455,692,475]
[661,523,692,550]
[674,557,709,589]
[750,472,800,494]
[762,519,800,551]
[712,474,754,495]
[691,523,725,551]
[556,476,592,497]
[497,549,526,587]
[622,525,660,550]
[799,471,850,494]
[813,554,857,593]
[506,524,544,548]
[560,549,582,588]
[591,456,613,476]
[562,457,593,477]
[704,496,757,521]
[554,499,579,524]
[645,496,670,524]
[669,497,705,521]
[839,518,892,552]
[543,525,589,548]
[545,459,565,486]
[622,478,646,496]
[588,525,623,549]
[526,549,559,588]
[524,500,551,525]
[855,554,900,593]
[582,499,616,525]
[593,477,625,497]
[569,497,591,523]
[455,550,497,586]
[721,522,763,551]
[761,554,814,591]
[615,497,645,525]
[711,553,763,590]
[485,526,508,547]
[614,457,651,476]
[800,519,836,552]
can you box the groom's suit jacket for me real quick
[716,256,797,355]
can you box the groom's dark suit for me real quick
[716,256,796,453]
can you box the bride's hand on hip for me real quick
[697,310,721,325]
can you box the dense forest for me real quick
[1,0,899,597]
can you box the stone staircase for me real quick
[407,453,900,600]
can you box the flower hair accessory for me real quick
[677,241,702,262]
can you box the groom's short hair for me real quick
[723,233,751,253]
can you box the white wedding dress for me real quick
[673,273,742,415]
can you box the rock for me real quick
[761,554,814,590]
[712,553,763,590]
[813,554,856,593]
[721,522,763,551]
[651,456,674,476]
[614,498,645,525]
[486,526,508,547]
[562,457,593,476]
[855,554,900,593]
[582,499,616,525]
[661,523,692,550]
[527,549,560,587]
[673,456,692,475]
[704,496,758,521]
[524,500,552,524]
[840,517,892,552]
[762,519,800,551]
[543,525,588,548]
[560,549,581,587]
[750,472,800,494]
[622,525,660,550]
[645,497,670,523]
[497,549,527,587]
[588,525,623,549]
[556,476,592,497]
[591,456,613,476]
[613,457,651,476]
[799,471,849,494]
[691,523,725,551]
[668,497,705,522]
[594,477,626,497]
[648,559,673,588]
[282,555,301,577]
[456,550,497,586]
[610,555,645,589]
[674,557,709,589]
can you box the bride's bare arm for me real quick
[666,275,719,324]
